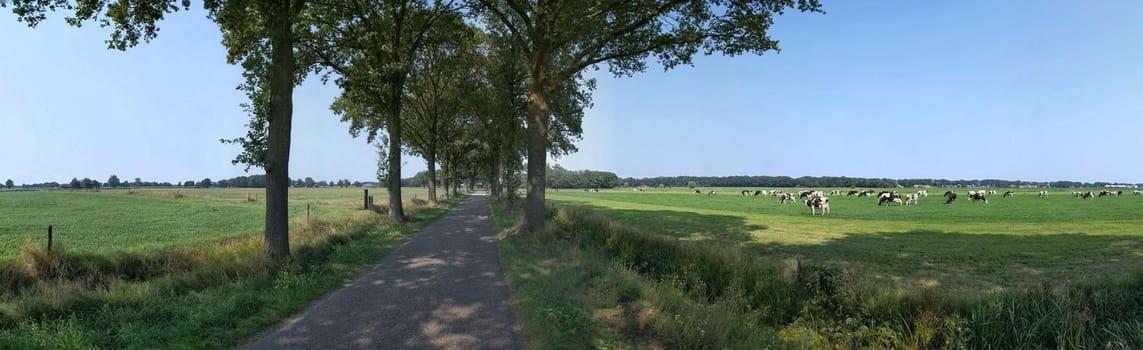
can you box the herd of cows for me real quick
[673,188,1143,216]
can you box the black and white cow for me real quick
[741,190,751,196]
[695,189,702,194]
[944,191,957,204]
[846,190,859,196]
[905,193,918,205]
[779,193,796,204]
[709,190,717,196]
[1038,191,1047,197]
[878,191,901,206]
[1004,191,1014,197]
[969,192,987,203]
[805,194,830,215]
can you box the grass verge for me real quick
[493,200,1143,349]
[0,195,465,349]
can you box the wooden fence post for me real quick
[47,225,53,253]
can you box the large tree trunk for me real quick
[440,156,450,200]
[450,156,460,197]
[523,74,552,234]
[425,151,438,205]
[386,75,406,221]
[263,8,295,260]
[492,153,503,199]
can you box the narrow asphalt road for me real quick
[243,194,522,350]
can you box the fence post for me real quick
[306,204,311,224]
[47,225,53,253]
[364,189,369,209]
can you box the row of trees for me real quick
[12,175,363,189]
[10,0,825,258]
[547,165,621,189]
[624,176,1143,189]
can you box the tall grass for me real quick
[497,202,1143,348]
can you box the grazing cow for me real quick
[916,190,929,197]
[1117,191,1123,196]
[830,190,842,196]
[1099,190,1109,197]
[695,189,702,194]
[805,195,830,215]
[989,190,997,195]
[1082,191,1094,199]
[753,190,764,197]
[1134,190,1143,196]
[967,190,977,197]
[779,193,796,204]
[905,193,918,205]
[878,191,901,206]
[798,190,815,198]
[847,190,859,196]
[1004,191,1014,197]
[741,190,751,196]
[708,190,717,196]
[944,191,957,204]
[969,192,987,203]
[1039,191,1047,197]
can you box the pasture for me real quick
[548,188,1143,293]
[0,187,428,261]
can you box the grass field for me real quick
[548,188,1143,292]
[0,187,458,348]
[0,187,429,261]
[495,189,1143,348]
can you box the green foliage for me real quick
[546,164,621,189]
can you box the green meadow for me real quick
[0,187,457,348]
[494,189,1143,348]
[548,188,1143,292]
[0,187,426,261]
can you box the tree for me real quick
[303,177,315,188]
[4,179,12,189]
[184,180,196,187]
[308,0,462,221]
[199,178,212,188]
[107,175,121,188]
[374,139,391,187]
[470,0,824,233]
[403,18,479,205]
[6,0,320,259]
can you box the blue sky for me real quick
[3,1,1142,185]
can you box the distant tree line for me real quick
[546,165,621,189]
[11,174,372,190]
[622,176,1141,189]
